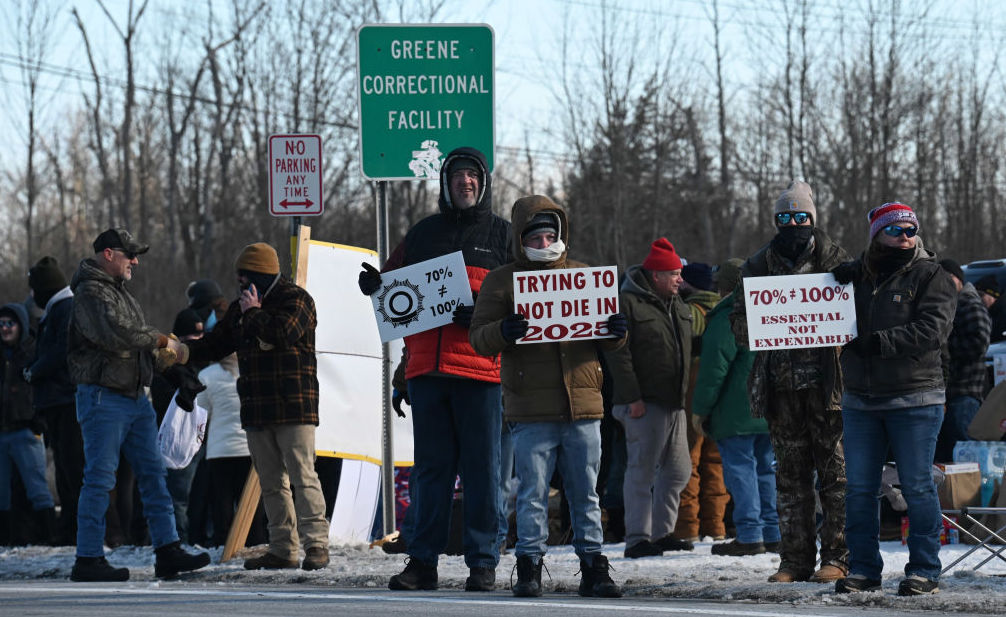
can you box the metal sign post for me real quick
[376,180,395,536]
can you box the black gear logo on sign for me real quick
[377,279,424,328]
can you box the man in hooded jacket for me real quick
[358,147,511,592]
[730,181,850,584]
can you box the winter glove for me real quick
[831,261,860,285]
[162,364,208,412]
[452,304,475,328]
[392,388,410,418]
[153,347,178,372]
[500,313,529,343]
[606,312,628,338]
[358,262,383,296]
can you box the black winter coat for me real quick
[28,293,75,410]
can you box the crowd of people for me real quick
[0,143,997,597]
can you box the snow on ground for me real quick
[1,539,1004,613]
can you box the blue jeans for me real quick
[717,434,779,544]
[843,404,943,581]
[497,417,515,549]
[75,384,178,557]
[0,429,55,510]
[407,376,501,569]
[511,419,604,563]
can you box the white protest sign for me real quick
[744,272,856,350]
[370,251,473,342]
[513,266,619,344]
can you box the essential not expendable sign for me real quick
[357,24,494,180]
[513,266,620,344]
[370,252,473,342]
[743,273,857,350]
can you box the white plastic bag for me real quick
[157,391,208,469]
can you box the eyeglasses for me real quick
[882,225,918,238]
[775,212,810,225]
[0,319,16,328]
[113,248,138,260]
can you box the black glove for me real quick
[607,312,628,338]
[452,304,475,328]
[392,388,410,418]
[500,313,529,343]
[831,261,860,285]
[163,363,208,412]
[358,262,383,296]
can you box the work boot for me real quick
[654,534,694,552]
[70,556,130,582]
[711,540,766,556]
[388,557,438,591]
[154,541,211,578]
[302,546,330,571]
[577,554,622,598]
[464,566,496,591]
[243,551,299,570]
[511,555,542,597]
[765,541,780,553]
[835,574,882,593]
[624,540,664,559]
[768,567,811,583]
[810,563,848,583]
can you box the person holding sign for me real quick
[469,195,628,599]
[602,238,695,559]
[358,147,512,593]
[729,181,851,584]
[830,203,957,596]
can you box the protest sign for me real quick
[743,272,856,351]
[370,251,473,342]
[512,265,619,344]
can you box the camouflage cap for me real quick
[92,228,150,255]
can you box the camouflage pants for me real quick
[765,388,848,575]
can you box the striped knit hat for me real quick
[868,202,919,239]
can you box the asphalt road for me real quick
[0,583,996,617]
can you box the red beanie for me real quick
[642,238,682,271]
[868,202,919,239]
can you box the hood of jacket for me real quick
[510,195,570,269]
[621,265,662,304]
[438,146,492,222]
[71,257,121,292]
[1,302,30,346]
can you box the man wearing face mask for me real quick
[730,181,851,585]
[358,147,511,592]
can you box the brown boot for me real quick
[302,546,330,570]
[810,563,848,583]
[244,552,298,570]
[768,568,811,583]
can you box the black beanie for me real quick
[938,259,965,285]
[682,263,715,291]
[522,212,560,239]
[187,279,223,310]
[28,256,67,308]
[975,274,1001,298]
[172,308,204,338]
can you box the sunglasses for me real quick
[113,248,139,260]
[882,225,918,238]
[0,319,17,328]
[775,212,810,225]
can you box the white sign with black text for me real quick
[370,251,473,343]
[268,134,324,217]
[512,266,620,344]
[744,272,857,351]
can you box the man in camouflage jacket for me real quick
[730,182,850,584]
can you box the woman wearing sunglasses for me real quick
[830,202,957,596]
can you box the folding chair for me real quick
[941,507,1006,574]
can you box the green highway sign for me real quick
[357,24,494,181]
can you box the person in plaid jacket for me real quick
[187,242,329,572]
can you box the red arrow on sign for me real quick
[279,198,314,208]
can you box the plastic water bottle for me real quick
[953,441,976,465]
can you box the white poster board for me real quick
[303,240,413,466]
[512,266,619,344]
[743,273,857,350]
[995,355,1006,386]
[370,251,474,342]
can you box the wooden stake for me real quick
[220,469,261,562]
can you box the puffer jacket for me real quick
[67,258,162,398]
[384,147,512,383]
[729,228,849,417]
[691,293,768,440]
[188,276,319,429]
[841,240,957,402]
[604,265,692,408]
[469,195,625,423]
[1,303,36,432]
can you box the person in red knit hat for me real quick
[603,237,696,558]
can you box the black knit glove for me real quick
[831,261,860,285]
[452,304,475,328]
[606,312,628,338]
[358,262,383,296]
[500,313,529,343]
[164,364,208,412]
[392,389,410,418]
